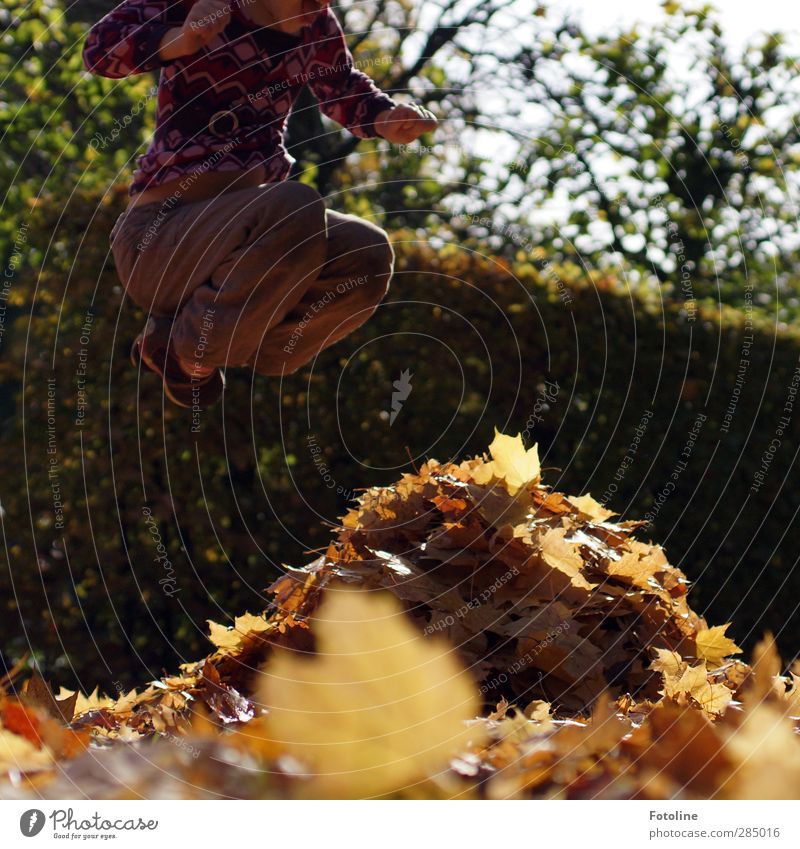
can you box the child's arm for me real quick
[82,0,230,78]
[307,9,435,141]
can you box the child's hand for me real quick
[162,0,232,58]
[184,0,232,49]
[374,104,438,144]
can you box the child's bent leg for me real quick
[113,182,329,368]
[247,209,394,376]
[170,181,329,368]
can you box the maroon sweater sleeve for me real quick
[82,0,189,78]
[306,8,397,139]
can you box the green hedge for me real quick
[1,185,798,690]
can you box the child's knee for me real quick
[361,230,394,300]
[372,228,394,272]
[266,181,326,236]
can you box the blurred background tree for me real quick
[498,3,800,311]
[1,0,160,270]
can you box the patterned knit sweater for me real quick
[82,1,397,195]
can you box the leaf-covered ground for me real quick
[2,431,799,799]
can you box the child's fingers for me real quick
[380,105,438,142]
[404,117,437,133]
[398,108,437,131]
[190,2,231,37]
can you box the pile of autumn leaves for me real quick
[3,430,800,799]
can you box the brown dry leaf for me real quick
[21,673,78,723]
[677,665,733,717]
[467,482,533,530]
[741,632,783,704]
[268,568,319,615]
[531,489,573,516]
[568,493,617,522]
[431,494,468,514]
[605,551,661,588]
[199,661,255,725]
[694,624,742,669]
[784,668,800,717]
[550,692,628,762]
[627,701,732,796]
[626,539,670,567]
[538,527,597,594]
[234,612,270,634]
[256,587,484,798]
[0,700,88,762]
[0,701,47,748]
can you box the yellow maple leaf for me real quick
[651,649,732,717]
[256,587,484,798]
[207,612,270,650]
[525,699,552,721]
[112,689,140,713]
[694,624,742,669]
[650,648,684,681]
[55,686,113,714]
[234,612,270,635]
[472,428,541,495]
[207,620,242,649]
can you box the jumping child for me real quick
[83,0,437,407]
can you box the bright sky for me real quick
[553,0,799,48]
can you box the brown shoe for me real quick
[130,317,225,408]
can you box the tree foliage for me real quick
[493,2,800,310]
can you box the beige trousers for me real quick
[109,181,394,375]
